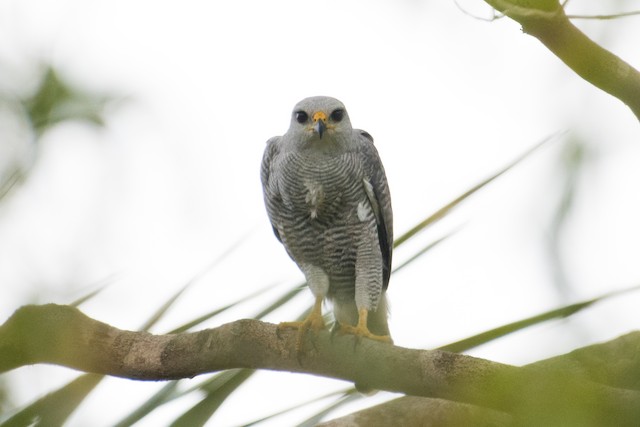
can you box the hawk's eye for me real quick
[295,111,308,124]
[330,109,344,122]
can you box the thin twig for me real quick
[567,10,640,20]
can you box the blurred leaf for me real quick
[1,64,118,204]
[69,274,121,307]
[394,133,561,248]
[151,283,310,424]
[133,281,310,424]
[69,286,108,308]
[252,282,306,320]
[391,229,459,275]
[2,236,251,427]
[0,167,26,203]
[114,371,258,426]
[183,230,254,287]
[0,378,8,418]
[102,234,273,424]
[168,369,254,427]
[112,382,180,427]
[0,374,102,427]
[241,387,354,427]
[0,275,119,425]
[168,282,275,334]
[22,66,112,137]
[145,231,252,332]
[140,284,192,332]
[297,391,361,427]
[547,138,589,299]
[439,283,640,353]
[156,283,313,424]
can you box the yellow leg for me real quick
[338,308,392,343]
[278,296,326,352]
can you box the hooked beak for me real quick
[312,111,327,139]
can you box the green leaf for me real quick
[252,282,307,320]
[21,66,113,137]
[391,229,459,275]
[168,369,254,427]
[139,284,192,332]
[439,283,640,353]
[0,167,26,202]
[167,282,275,334]
[112,382,180,427]
[394,133,562,248]
[145,232,252,332]
[297,390,361,427]
[69,274,121,307]
[241,388,355,427]
[0,374,102,427]
[3,236,251,427]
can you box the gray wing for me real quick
[260,136,283,243]
[355,130,394,290]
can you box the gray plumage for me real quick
[261,96,393,339]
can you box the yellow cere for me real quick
[312,111,327,123]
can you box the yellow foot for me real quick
[277,297,326,353]
[338,323,392,343]
[337,308,393,344]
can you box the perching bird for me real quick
[261,96,393,346]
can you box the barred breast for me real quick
[272,149,377,300]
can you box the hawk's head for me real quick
[288,96,353,144]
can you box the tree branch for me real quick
[3,304,640,425]
[483,0,640,121]
[323,332,640,426]
[317,396,512,427]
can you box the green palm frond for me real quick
[296,390,361,427]
[394,133,561,248]
[145,232,253,331]
[252,282,307,320]
[112,382,181,427]
[168,369,254,427]
[115,371,257,427]
[241,387,355,427]
[392,229,459,275]
[1,236,254,426]
[69,274,121,307]
[0,374,102,427]
[439,283,640,353]
[140,283,192,332]
[168,282,276,334]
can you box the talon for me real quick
[337,308,393,343]
[277,296,326,355]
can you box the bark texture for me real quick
[3,304,640,426]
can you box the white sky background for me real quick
[1,0,640,425]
